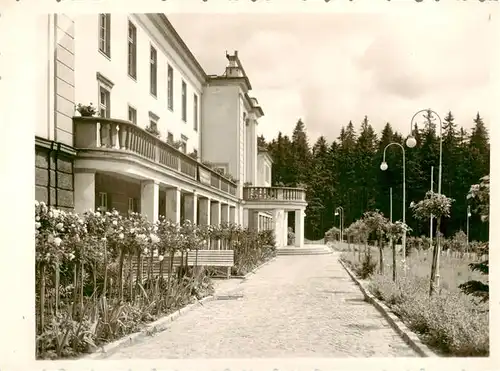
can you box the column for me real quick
[141,180,159,222]
[294,208,305,248]
[210,201,221,249]
[198,197,210,225]
[283,211,289,245]
[183,191,197,224]
[165,187,181,224]
[248,210,259,231]
[221,203,229,224]
[229,205,236,224]
[272,209,285,248]
[238,205,244,227]
[74,170,95,214]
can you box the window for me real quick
[150,46,157,96]
[181,80,187,122]
[128,106,137,124]
[193,94,198,131]
[99,14,111,57]
[127,21,137,79]
[149,120,158,131]
[167,65,174,110]
[98,192,108,211]
[128,197,138,213]
[167,132,174,144]
[99,86,111,118]
[180,141,187,154]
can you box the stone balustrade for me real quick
[243,186,306,202]
[73,117,237,197]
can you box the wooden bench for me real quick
[129,249,235,280]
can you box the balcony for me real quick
[73,117,237,197]
[243,186,307,208]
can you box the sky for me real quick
[168,11,494,144]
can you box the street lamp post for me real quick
[467,205,471,253]
[407,109,443,288]
[380,142,406,268]
[335,206,344,244]
[389,186,393,252]
[430,166,434,250]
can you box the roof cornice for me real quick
[148,14,208,83]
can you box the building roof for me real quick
[156,14,208,81]
[154,17,265,117]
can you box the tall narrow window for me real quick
[128,198,138,213]
[99,14,111,57]
[193,94,198,131]
[128,105,137,124]
[181,141,187,154]
[99,86,111,118]
[181,80,187,122]
[99,192,108,211]
[167,65,174,110]
[167,132,174,144]
[150,46,157,96]
[127,21,137,79]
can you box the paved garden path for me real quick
[107,249,418,358]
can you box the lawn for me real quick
[341,245,485,293]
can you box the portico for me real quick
[243,186,307,248]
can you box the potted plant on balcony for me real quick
[145,125,160,137]
[188,151,198,160]
[201,160,213,169]
[224,174,238,183]
[171,140,183,150]
[75,103,97,117]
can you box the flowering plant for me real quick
[35,201,87,265]
[385,221,412,240]
[76,103,97,117]
[410,191,454,220]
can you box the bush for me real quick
[348,248,377,279]
[341,248,489,356]
[368,274,488,356]
[443,230,468,252]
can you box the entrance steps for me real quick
[276,245,332,256]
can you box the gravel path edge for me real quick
[338,258,438,358]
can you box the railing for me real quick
[243,186,306,202]
[73,117,237,196]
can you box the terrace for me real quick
[73,117,238,198]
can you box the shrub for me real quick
[354,248,377,279]
[367,272,489,356]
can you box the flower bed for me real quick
[35,201,276,359]
[340,249,489,357]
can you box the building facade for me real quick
[34,13,307,247]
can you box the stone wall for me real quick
[35,138,76,211]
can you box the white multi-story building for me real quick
[34,13,307,248]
